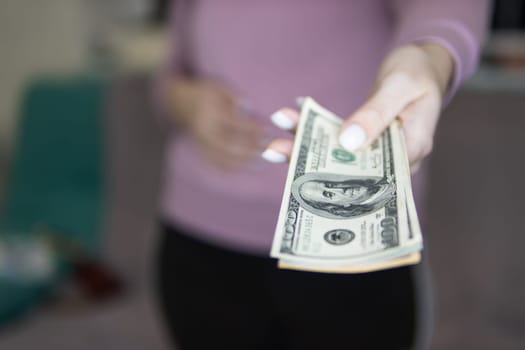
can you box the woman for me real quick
[155,1,490,349]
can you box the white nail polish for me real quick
[261,149,287,163]
[270,111,296,130]
[339,124,366,151]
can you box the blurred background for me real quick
[0,1,524,349]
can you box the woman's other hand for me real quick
[168,78,264,170]
[263,42,454,173]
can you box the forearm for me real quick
[390,0,491,103]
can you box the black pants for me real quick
[157,224,415,350]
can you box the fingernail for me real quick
[295,96,306,108]
[261,149,287,163]
[270,111,296,130]
[339,124,367,151]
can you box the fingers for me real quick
[262,138,293,163]
[204,148,255,170]
[223,120,264,154]
[204,133,263,170]
[400,90,440,166]
[223,122,265,165]
[197,112,265,169]
[410,161,422,174]
[261,107,299,163]
[339,72,424,152]
[270,108,300,132]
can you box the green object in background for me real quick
[0,75,106,325]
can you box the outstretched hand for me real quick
[262,43,454,173]
[168,79,264,169]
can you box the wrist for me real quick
[417,42,455,96]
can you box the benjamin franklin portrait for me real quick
[291,173,396,219]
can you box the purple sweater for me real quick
[159,0,489,255]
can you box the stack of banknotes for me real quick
[270,98,422,273]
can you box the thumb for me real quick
[339,73,423,151]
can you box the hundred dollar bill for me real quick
[271,98,422,272]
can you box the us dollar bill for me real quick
[271,98,422,272]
